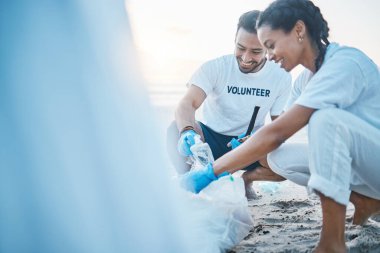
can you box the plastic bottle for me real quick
[189,136,214,169]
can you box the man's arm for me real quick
[175,85,207,133]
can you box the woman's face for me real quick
[257,25,303,72]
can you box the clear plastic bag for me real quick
[258,181,282,194]
[184,176,254,252]
[182,139,253,252]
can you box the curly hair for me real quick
[257,0,330,71]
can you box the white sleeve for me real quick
[270,73,292,116]
[285,69,312,111]
[296,57,364,109]
[187,59,219,95]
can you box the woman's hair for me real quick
[257,0,330,71]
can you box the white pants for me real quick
[268,108,380,205]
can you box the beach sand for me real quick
[153,103,380,253]
[230,180,380,253]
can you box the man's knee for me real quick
[309,108,353,145]
[166,121,190,174]
[267,150,285,176]
[167,121,179,139]
[166,120,179,159]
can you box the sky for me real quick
[126,0,380,87]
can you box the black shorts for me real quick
[199,122,261,171]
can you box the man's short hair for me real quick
[237,10,261,34]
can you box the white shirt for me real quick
[295,43,380,129]
[285,68,313,111]
[188,54,292,135]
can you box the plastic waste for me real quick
[258,182,281,194]
[181,138,253,252]
[182,176,254,252]
[188,136,214,170]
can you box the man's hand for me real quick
[180,163,229,193]
[177,130,200,156]
[227,133,250,149]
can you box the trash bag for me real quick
[180,175,253,253]
[180,140,253,252]
[182,176,254,253]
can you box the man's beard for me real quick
[237,57,266,74]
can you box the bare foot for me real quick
[244,182,259,200]
[241,167,284,200]
[242,166,285,182]
[314,194,347,253]
[350,191,380,225]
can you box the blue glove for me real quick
[180,163,230,193]
[230,133,246,149]
[177,129,200,156]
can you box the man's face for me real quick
[234,28,267,74]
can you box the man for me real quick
[167,10,291,199]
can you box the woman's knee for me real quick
[309,108,356,146]
[309,108,342,129]
[267,147,292,177]
[267,143,310,185]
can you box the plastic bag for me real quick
[183,176,254,252]
[258,182,281,194]
[181,140,253,252]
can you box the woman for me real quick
[181,0,380,252]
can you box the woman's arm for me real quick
[213,105,316,175]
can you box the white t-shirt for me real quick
[285,68,313,111]
[188,54,291,136]
[295,43,380,129]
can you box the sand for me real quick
[154,103,380,253]
[230,180,380,253]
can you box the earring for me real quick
[298,37,304,42]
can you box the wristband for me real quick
[179,125,195,134]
